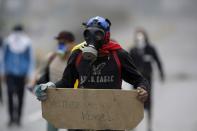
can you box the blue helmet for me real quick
[85,16,111,32]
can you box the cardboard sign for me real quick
[42,88,144,130]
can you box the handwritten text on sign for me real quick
[42,88,144,130]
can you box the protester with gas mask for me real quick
[129,28,165,131]
[35,31,76,131]
[34,16,150,130]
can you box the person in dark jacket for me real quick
[36,31,77,131]
[129,28,165,131]
[34,16,150,130]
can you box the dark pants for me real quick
[144,75,152,111]
[144,75,152,131]
[6,74,25,123]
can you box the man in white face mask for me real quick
[129,28,165,131]
[35,31,76,131]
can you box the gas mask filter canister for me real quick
[81,44,98,61]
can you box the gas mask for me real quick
[81,27,106,61]
[57,42,68,56]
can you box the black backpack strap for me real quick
[112,51,122,86]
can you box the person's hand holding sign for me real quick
[137,87,148,102]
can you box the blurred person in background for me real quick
[129,28,165,131]
[35,31,76,131]
[2,24,35,127]
[0,36,3,104]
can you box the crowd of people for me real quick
[0,16,165,131]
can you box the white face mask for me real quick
[136,33,146,49]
